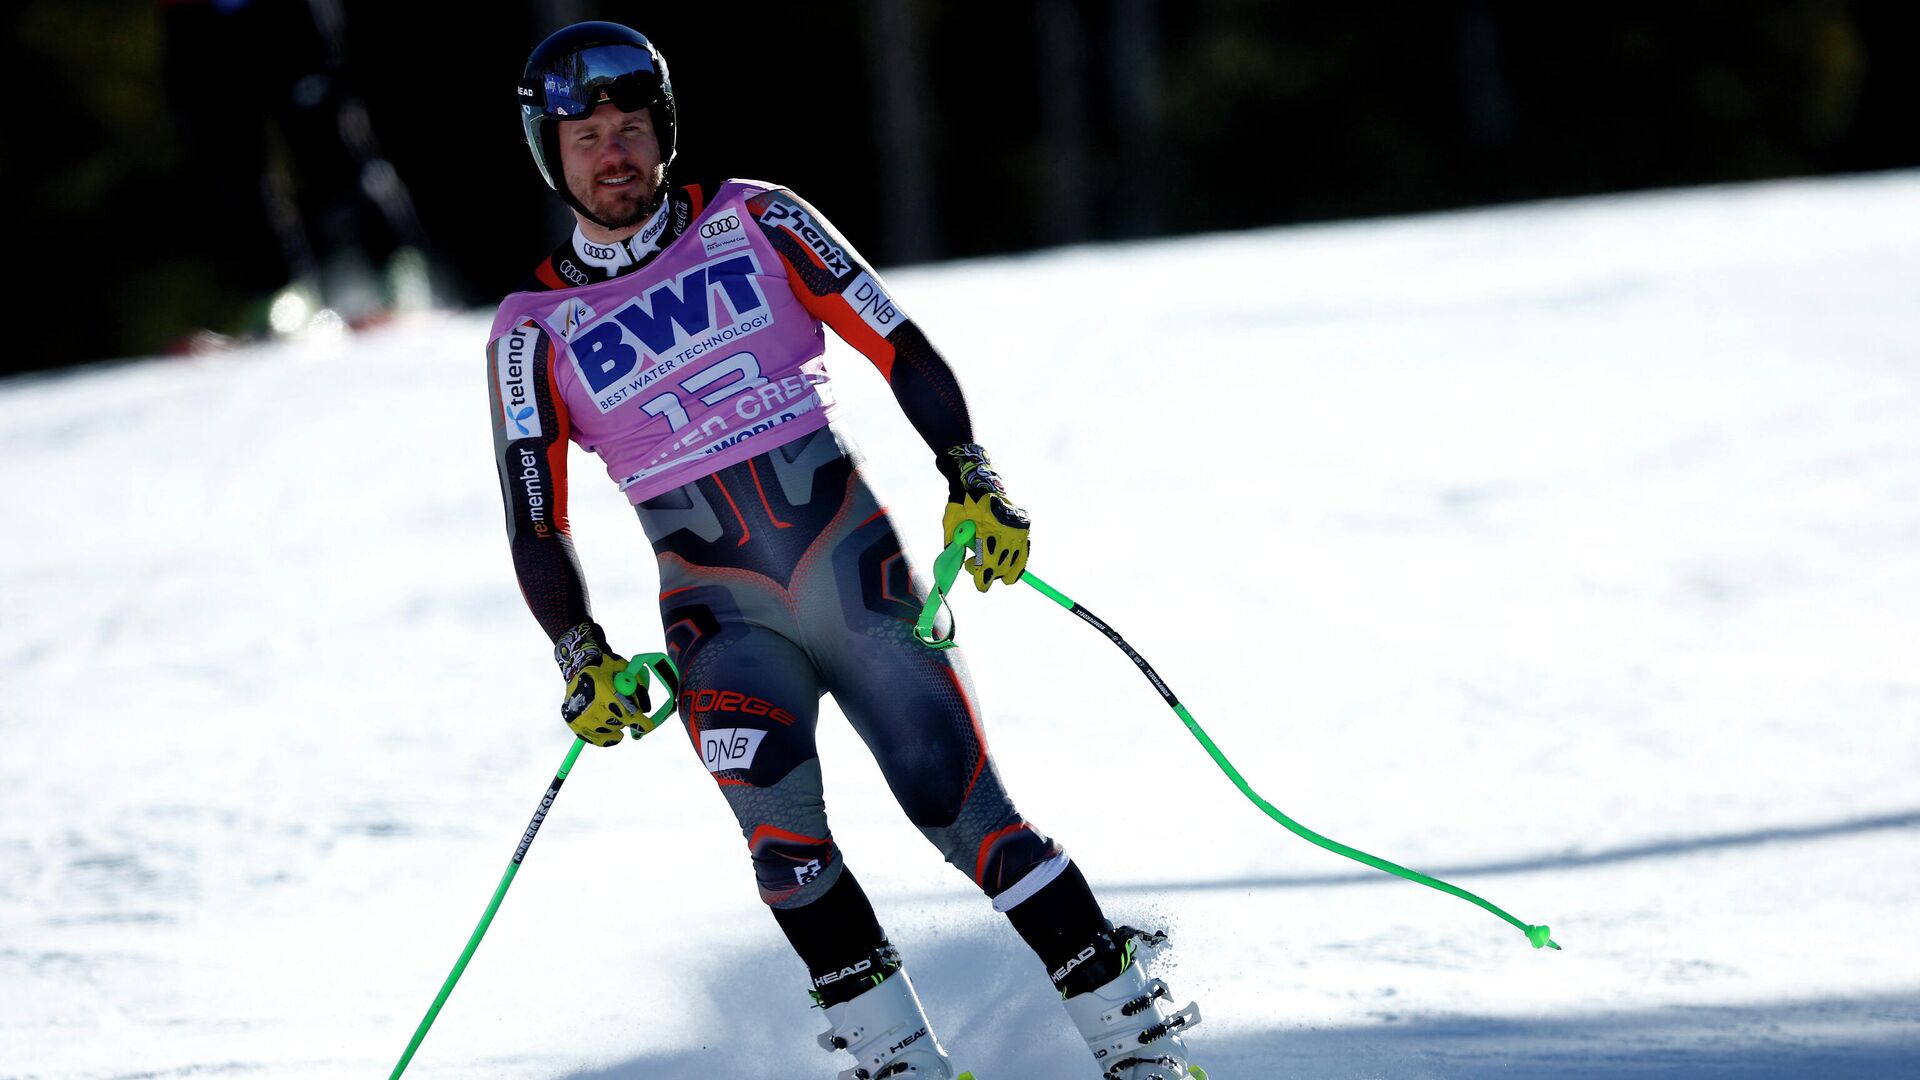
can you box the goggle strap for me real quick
[518,70,661,119]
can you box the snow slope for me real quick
[3,171,1918,1079]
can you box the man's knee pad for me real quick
[920,794,1065,899]
[718,759,841,908]
[747,820,844,908]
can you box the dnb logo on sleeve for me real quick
[567,251,776,415]
[847,271,905,338]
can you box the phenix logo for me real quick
[568,252,771,412]
[756,197,853,277]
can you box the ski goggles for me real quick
[518,43,663,119]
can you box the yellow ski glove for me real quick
[937,444,1030,592]
[555,623,657,747]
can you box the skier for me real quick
[487,22,1203,1080]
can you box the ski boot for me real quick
[1063,928,1205,1080]
[817,968,964,1079]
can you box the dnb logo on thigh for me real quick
[683,689,803,774]
[698,726,769,772]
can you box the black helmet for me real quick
[518,21,676,207]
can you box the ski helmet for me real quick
[518,21,676,216]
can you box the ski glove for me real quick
[555,622,656,747]
[937,443,1031,592]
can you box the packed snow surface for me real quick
[4,172,1918,1079]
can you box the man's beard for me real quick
[576,165,666,230]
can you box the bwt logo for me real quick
[570,253,768,396]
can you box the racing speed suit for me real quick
[486,178,1126,1005]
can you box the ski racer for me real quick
[487,21,1204,1080]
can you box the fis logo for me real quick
[495,325,542,439]
[569,252,772,414]
[756,197,853,277]
[548,297,596,341]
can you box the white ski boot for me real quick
[1063,930,1205,1080]
[817,969,959,1079]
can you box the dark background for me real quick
[5,0,1916,376]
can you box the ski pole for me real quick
[388,653,680,1080]
[916,523,1559,951]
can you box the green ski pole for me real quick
[916,523,1559,952]
[388,653,680,1080]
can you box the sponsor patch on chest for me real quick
[699,208,751,256]
[566,251,775,414]
[547,297,597,341]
